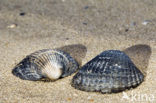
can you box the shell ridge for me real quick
[12,57,43,80]
[72,50,144,93]
[12,49,79,81]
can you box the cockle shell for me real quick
[12,49,79,81]
[72,50,144,93]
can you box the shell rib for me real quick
[12,49,79,81]
[72,50,144,93]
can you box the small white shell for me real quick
[12,49,79,81]
[142,20,151,25]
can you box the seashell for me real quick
[12,49,79,81]
[71,50,144,93]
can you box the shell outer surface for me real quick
[72,50,144,93]
[12,49,79,81]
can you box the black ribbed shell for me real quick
[12,49,79,81]
[72,50,144,93]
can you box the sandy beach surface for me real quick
[0,0,156,103]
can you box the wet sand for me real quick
[0,0,156,103]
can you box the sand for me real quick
[0,0,156,103]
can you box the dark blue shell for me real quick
[12,49,79,81]
[72,50,144,93]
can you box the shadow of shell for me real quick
[123,44,151,76]
[56,44,87,66]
